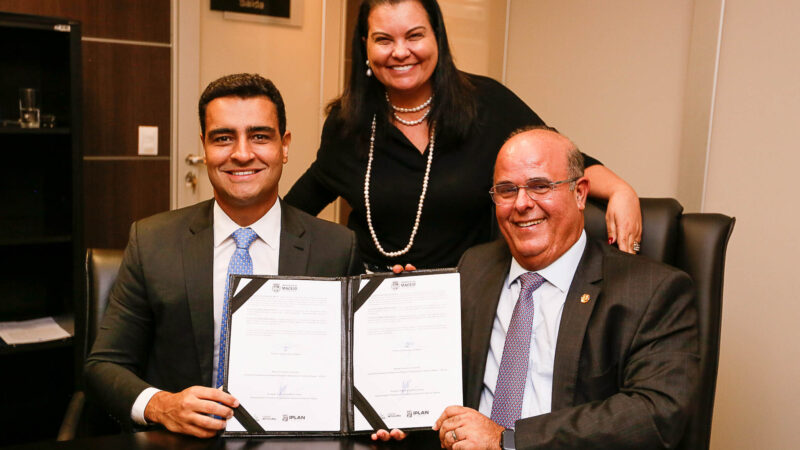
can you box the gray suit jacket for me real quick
[459,238,698,449]
[85,199,361,425]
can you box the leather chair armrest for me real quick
[57,391,86,441]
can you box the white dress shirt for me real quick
[130,200,282,424]
[478,231,586,423]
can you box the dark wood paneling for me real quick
[83,41,170,157]
[84,159,170,249]
[0,0,170,42]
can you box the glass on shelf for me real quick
[19,88,40,129]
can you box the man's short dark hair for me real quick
[198,73,287,136]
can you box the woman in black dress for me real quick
[285,0,641,270]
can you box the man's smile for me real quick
[514,218,546,228]
[224,168,262,177]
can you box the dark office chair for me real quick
[583,198,735,450]
[58,248,124,440]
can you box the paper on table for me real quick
[0,317,70,345]
[353,272,463,431]
[225,278,343,432]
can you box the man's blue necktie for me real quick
[216,227,258,388]
[490,272,546,429]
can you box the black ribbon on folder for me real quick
[226,277,271,433]
[353,277,383,313]
[229,277,268,314]
[352,387,388,431]
[352,275,394,431]
[221,389,266,433]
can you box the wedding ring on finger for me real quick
[633,242,641,253]
[452,429,458,441]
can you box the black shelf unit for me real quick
[0,12,82,445]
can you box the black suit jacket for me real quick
[85,199,361,425]
[459,238,698,449]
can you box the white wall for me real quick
[704,1,800,447]
[505,0,694,199]
[439,0,507,81]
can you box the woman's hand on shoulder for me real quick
[583,165,642,255]
[605,184,642,254]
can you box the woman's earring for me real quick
[366,59,372,77]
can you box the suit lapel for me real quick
[183,200,215,387]
[551,239,603,410]
[463,241,511,408]
[278,201,310,276]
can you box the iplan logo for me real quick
[282,414,306,422]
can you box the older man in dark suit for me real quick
[85,74,361,438]
[430,127,698,449]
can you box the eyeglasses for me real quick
[489,177,579,205]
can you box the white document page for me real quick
[0,317,70,344]
[353,272,463,430]
[225,278,343,432]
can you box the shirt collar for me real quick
[507,230,587,292]
[213,199,282,249]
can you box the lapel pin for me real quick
[580,294,590,304]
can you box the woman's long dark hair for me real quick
[327,0,477,142]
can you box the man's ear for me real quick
[575,177,589,211]
[281,131,292,164]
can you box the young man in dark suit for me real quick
[85,74,361,438]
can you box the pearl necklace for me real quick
[385,92,432,112]
[364,114,435,258]
[386,92,432,127]
[393,109,430,126]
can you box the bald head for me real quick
[498,127,584,181]
[492,128,589,270]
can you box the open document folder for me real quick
[221,269,463,437]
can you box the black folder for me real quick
[221,268,462,437]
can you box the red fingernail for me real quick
[608,238,614,244]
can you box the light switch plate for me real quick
[138,126,158,155]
